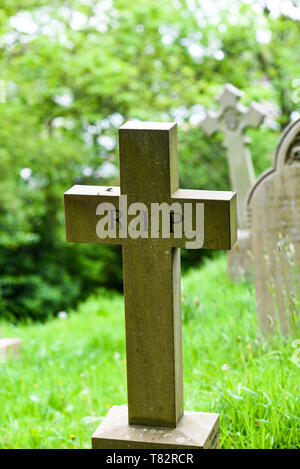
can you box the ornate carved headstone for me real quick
[65,121,237,448]
[246,118,300,335]
[201,84,266,280]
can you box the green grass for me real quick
[0,255,299,449]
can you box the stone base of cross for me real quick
[64,121,237,449]
[92,405,220,449]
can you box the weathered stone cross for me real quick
[64,122,237,449]
[201,84,265,228]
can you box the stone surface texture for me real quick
[92,406,220,449]
[246,118,300,335]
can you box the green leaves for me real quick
[0,0,299,320]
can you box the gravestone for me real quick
[64,122,237,449]
[0,327,22,362]
[201,84,265,280]
[246,118,300,335]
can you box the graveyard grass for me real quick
[0,255,299,449]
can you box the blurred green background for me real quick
[0,0,299,321]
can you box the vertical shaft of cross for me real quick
[122,243,182,428]
[226,136,255,228]
[119,122,183,427]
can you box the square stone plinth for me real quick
[0,338,22,362]
[92,406,220,449]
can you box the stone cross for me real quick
[64,122,237,449]
[201,83,265,228]
[246,118,300,336]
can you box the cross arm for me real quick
[243,102,266,130]
[64,185,122,245]
[64,185,237,250]
[201,112,220,136]
[171,189,237,250]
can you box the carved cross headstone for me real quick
[64,122,237,448]
[246,118,300,336]
[201,83,265,228]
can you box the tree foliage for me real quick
[0,0,299,320]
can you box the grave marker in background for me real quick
[201,84,265,280]
[0,327,21,362]
[246,118,300,335]
[64,122,237,448]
